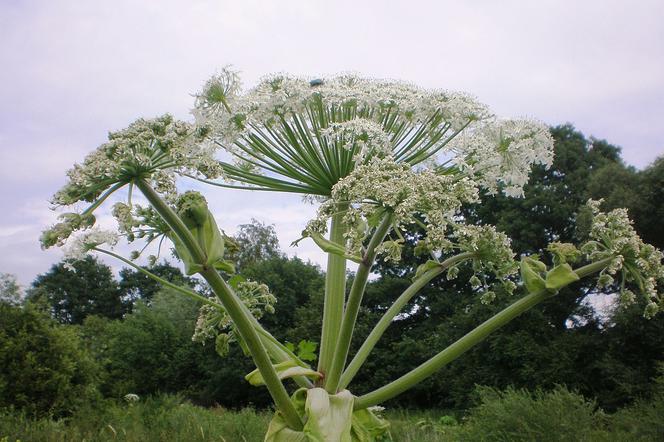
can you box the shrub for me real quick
[0,303,100,418]
[460,385,606,441]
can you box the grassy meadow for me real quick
[2,386,663,441]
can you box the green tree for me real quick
[229,218,282,270]
[28,256,125,324]
[0,272,22,305]
[118,261,194,306]
[0,303,100,417]
[632,156,664,249]
[82,289,199,398]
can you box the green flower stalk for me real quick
[42,68,664,440]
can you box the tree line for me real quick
[1,124,662,418]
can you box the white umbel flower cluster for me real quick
[192,70,554,199]
[320,118,392,162]
[581,200,664,318]
[452,119,555,197]
[307,156,478,257]
[52,114,221,207]
[42,115,223,251]
[62,228,119,261]
[198,73,490,136]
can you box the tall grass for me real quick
[0,395,447,442]
[0,394,271,442]
[2,388,663,441]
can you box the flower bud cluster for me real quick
[581,200,664,318]
[449,224,518,302]
[453,225,518,280]
[40,213,96,249]
[192,279,277,356]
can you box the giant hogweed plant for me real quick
[42,69,664,440]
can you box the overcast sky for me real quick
[1,0,663,287]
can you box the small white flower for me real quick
[63,228,118,261]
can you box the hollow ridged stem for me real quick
[325,213,394,393]
[354,257,614,410]
[318,205,349,378]
[339,251,475,390]
[135,179,303,430]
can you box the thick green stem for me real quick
[353,257,614,410]
[94,246,313,389]
[135,179,303,430]
[325,213,394,393]
[318,205,348,378]
[339,252,475,390]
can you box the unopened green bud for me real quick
[215,333,231,357]
[597,273,613,288]
[644,302,659,319]
[446,265,459,280]
[480,291,496,304]
[176,191,209,228]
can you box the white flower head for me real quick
[63,228,119,261]
[453,119,554,197]
[581,200,664,317]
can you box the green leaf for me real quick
[297,340,318,362]
[227,274,246,289]
[545,263,580,291]
[351,409,392,441]
[245,361,321,386]
[309,232,363,264]
[414,260,441,281]
[520,256,546,293]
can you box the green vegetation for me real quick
[2,387,664,441]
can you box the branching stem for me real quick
[318,204,349,378]
[325,212,394,393]
[134,179,303,430]
[339,251,475,389]
[353,257,614,410]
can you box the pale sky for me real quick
[1,0,663,287]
